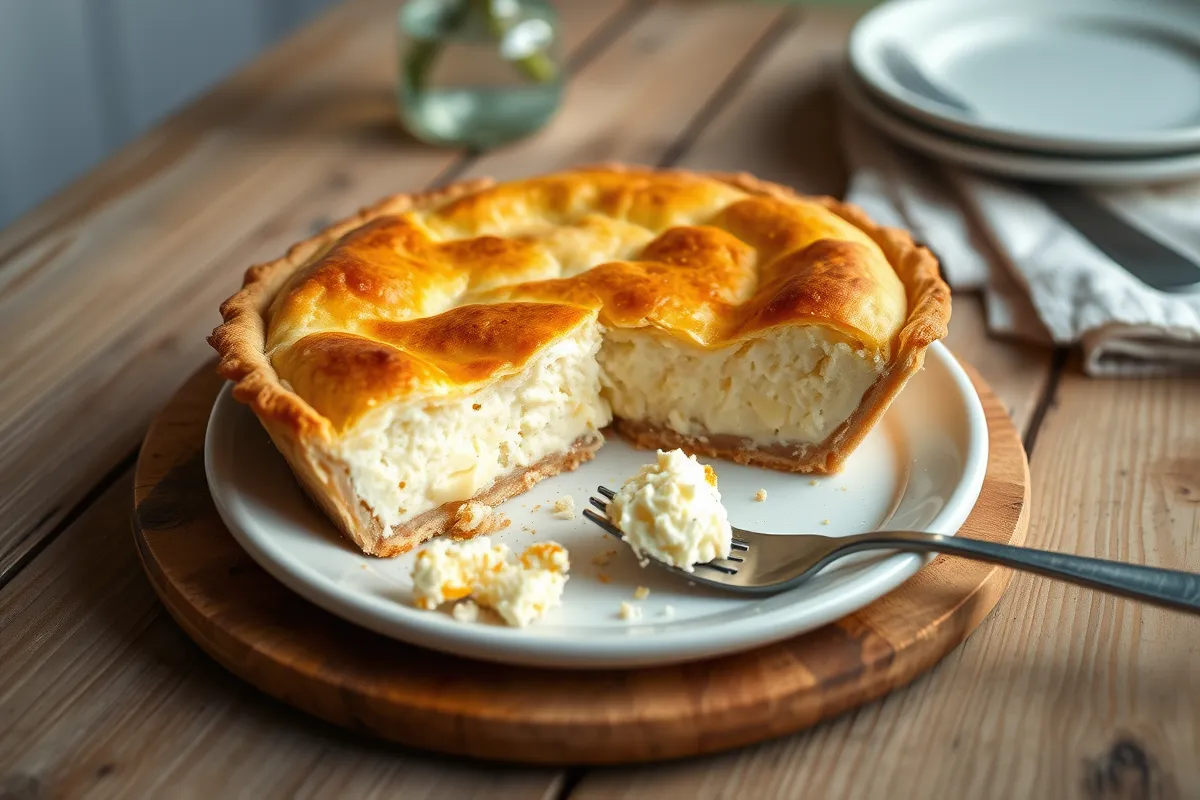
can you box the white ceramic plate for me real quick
[842,69,1200,186]
[205,342,988,669]
[850,0,1200,157]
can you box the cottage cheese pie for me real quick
[210,165,949,557]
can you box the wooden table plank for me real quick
[573,367,1200,800]
[0,1,796,794]
[0,0,636,587]
[454,2,791,182]
[672,5,856,197]
[0,475,565,799]
[11,4,1184,799]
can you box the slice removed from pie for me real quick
[210,165,950,557]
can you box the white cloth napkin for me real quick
[840,108,1200,376]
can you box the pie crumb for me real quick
[661,605,676,619]
[454,502,492,532]
[531,504,542,513]
[754,489,768,502]
[597,572,611,584]
[453,502,510,537]
[809,479,819,486]
[839,486,848,492]
[452,600,479,623]
[551,495,576,520]
[619,601,642,621]
[821,519,830,526]
[633,586,650,600]
[592,549,617,567]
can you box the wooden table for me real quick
[2,2,1197,797]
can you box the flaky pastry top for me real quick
[214,166,949,436]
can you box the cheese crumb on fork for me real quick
[608,449,732,571]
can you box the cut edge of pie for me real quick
[209,165,950,558]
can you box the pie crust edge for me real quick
[208,164,950,557]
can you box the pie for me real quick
[210,165,950,557]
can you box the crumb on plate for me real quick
[619,601,642,621]
[551,495,576,520]
[662,605,676,619]
[821,519,830,526]
[754,488,767,502]
[452,600,479,623]
[809,479,819,487]
[633,586,650,600]
[592,549,617,567]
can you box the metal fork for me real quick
[584,487,1200,614]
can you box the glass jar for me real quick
[397,0,563,149]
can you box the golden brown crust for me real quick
[209,177,497,442]
[210,164,949,554]
[235,164,925,433]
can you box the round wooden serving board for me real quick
[132,360,1029,765]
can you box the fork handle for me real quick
[846,532,1200,614]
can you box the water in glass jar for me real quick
[398,0,563,149]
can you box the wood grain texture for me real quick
[453,2,791,181]
[5,0,1178,794]
[0,0,635,586]
[573,364,1200,799]
[670,5,854,197]
[128,360,1027,765]
[0,474,564,799]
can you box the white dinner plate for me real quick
[850,0,1200,157]
[205,342,988,669]
[842,69,1200,186]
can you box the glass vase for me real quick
[397,0,563,149]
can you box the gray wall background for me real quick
[0,0,342,229]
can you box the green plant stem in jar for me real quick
[475,0,558,84]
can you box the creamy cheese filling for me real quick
[608,449,732,571]
[338,323,611,532]
[335,319,881,534]
[598,326,883,447]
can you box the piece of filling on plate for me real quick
[411,538,569,627]
[608,448,733,572]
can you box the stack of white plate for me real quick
[846,0,1200,185]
